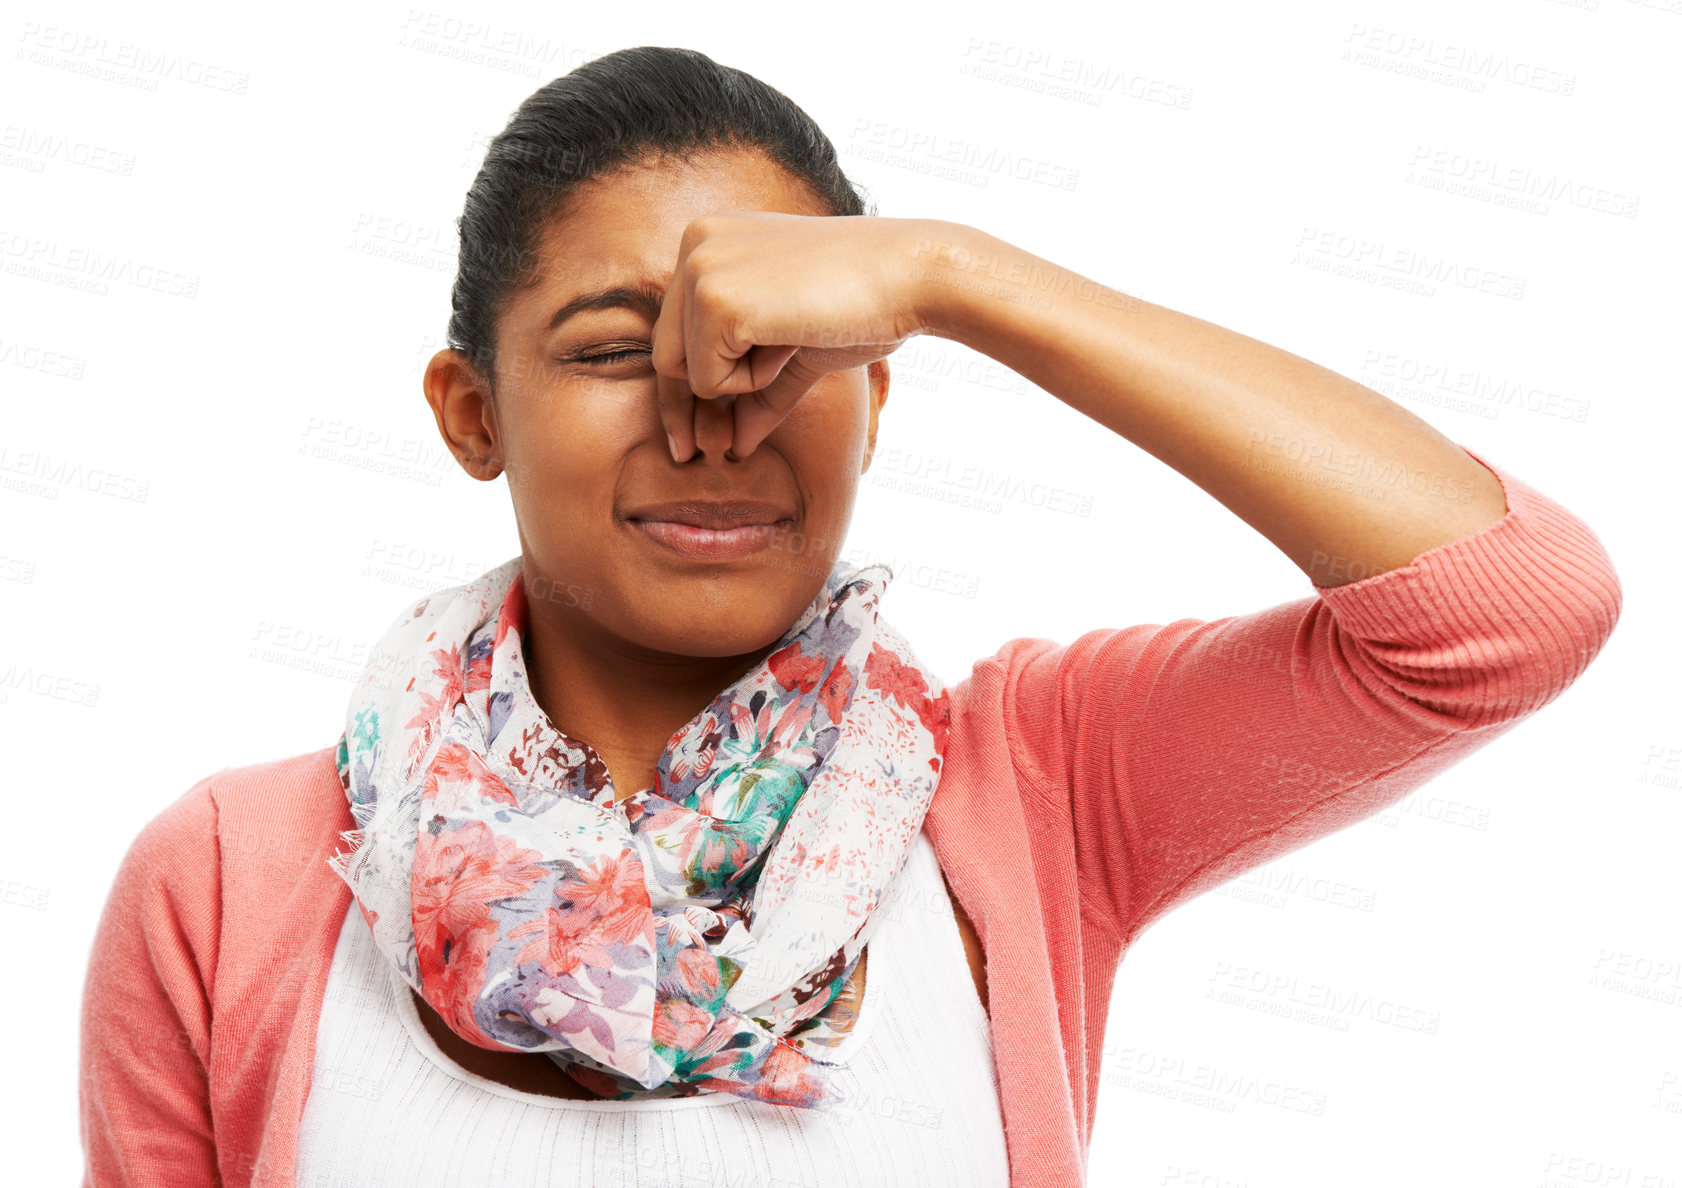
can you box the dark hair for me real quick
[446,46,875,389]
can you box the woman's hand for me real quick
[651,211,938,462]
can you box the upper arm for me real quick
[80,775,223,1188]
[998,451,1622,946]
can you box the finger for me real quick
[730,349,827,460]
[746,344,800,390]
[650,269,697,463]
[685,274,786,401]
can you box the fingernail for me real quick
[667,432,680,462]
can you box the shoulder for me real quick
[110,766,224,916]
[949,627,1162,709]
[934,631,1126,825]
[945,633,1070,725]
[115,744,347,908]
[944,627,1155,776]
[198,743,351,885]
[101,745,351,989]
[202,742,344,808]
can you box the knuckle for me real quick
[649,340,685,375]
[680,216,718,255]
[689,271,728,307]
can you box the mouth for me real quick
[622,499,796,562]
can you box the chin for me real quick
[626,580,811,656]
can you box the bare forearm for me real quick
[905,220,1508,586]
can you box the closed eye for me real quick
[575,347,650,365]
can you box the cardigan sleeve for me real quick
[993,446,1622,946]
[80,773,224,1188]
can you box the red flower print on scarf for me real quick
[420,641,468,714]
[863,642,937,730]
[671,943,724,1000]
[509,852,655,978]
[817,658,854,725]
[652,994,716,1052]
[768,641,825,693]
[413,819,547,1046]
[864,644,951,770]
[753,1038,829,1107]
[399,641,470,771]
[927,688,951,766]
[424,740,519,810]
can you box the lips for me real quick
[623,500,796,530]
[622,499,796,562]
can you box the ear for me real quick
[862,358,890,473]
[423,349,504,481]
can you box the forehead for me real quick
[527,148,832,296]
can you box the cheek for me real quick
[781,373,869,454]
[778,392,868,541]
[501,389,638,517]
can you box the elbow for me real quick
[1338,531,1623,728]
[1465,529,1623,725]
[1542,538,1623,691]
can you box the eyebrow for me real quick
[544,280,667,333]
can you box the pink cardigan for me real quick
[78,447,1622,1187]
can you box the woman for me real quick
[78,46,1621,1188]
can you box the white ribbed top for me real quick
[294,828,1011,1187]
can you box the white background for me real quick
[4,0,1676,1184]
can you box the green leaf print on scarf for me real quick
[676,759,809,897]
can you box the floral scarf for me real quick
[330,556,950,1109]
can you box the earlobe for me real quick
[862,358,890,474]
[424,348,504,481]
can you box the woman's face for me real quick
[426,147,888,660]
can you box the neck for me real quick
[520,581,776,804]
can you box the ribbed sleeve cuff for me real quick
[1310,444,1623,725]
